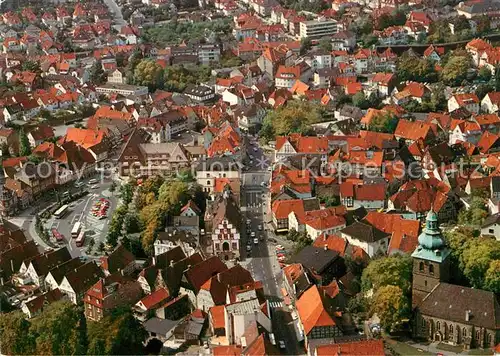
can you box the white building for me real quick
[299,17,341,39]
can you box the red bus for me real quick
[51,228,65,244]
[75,230,85,247]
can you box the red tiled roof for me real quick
[394,119,432,141]
[213,345,242,356]
[466,38,492,52]
[295,285,335,335]
[313,234,348,256]
[315,340,385,356]
[137,288,169,310]
[210,305,226,329]
[453,93,479,106]
[271,199,305,220]
[371,72,394,85]
[477,131,500,153]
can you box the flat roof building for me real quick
[299,18,341,39]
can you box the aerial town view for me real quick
[2,0,500,354]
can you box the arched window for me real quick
[437,321,440,331]
[463,328,467,338]
[449,324,453,335]
[419,262,424,272]
[488,334,492,344]
[429,264,434,275]
[421,318,426,328]
[476,330,480,340]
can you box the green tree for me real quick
[484,260,500,293]
[300,37,312,55]
[361,254,412,294]
[476,83,494,100]
[19,129,31,156]
[119,182,135,205]
[368,112,399,134]
[352,92,370,109]
[124,213,142,233]
[22,60,41,72]
[461,237,500,289]
[29,301,86,355]
[133,59,164,91]
[458,195,488,227]
[370,285,410,331]
[126,50,143,84]
[109,181,117,194]
[87,310,146,355]
[478,66,492,82]
[259,100,325,142]
[397,52,437,83]
[0,311,35,355]
[318,37,332,52]
[89,60,106,85]
[441,55,471,86]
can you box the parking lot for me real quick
[44,179,118,258]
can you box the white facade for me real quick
[341,232,389,258]
[299,18,340,39]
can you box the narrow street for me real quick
[102,0,126,26]
[240,135,303,355]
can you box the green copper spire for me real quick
[412,210,451,263]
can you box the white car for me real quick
[253,147,258,152]
[246,219,251,225]
[279,341,286,349]
[246,245,252,252]
[91,184,99,189]
[253,238,259,244]
[251,231,256,238]
[258,225,262,231]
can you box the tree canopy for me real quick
[133,60,164,91]
[370,285,410,331]
[461,237,500,290]
[259,100,326,143]
[361,254,412,294]
[19,129,32,157]
[368,112,399,134]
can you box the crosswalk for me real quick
[268,301,284,308]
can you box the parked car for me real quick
[251,231,256,238]
[253,238,259,245]
[246,245,252,252]
[279,341,286,349]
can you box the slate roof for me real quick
[419,283,500,329]
[289,246,340,274]
[341,221,390,243]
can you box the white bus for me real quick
[71,222,82,238]
[54,204,69,219]
[75,230,85,247]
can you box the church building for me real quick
[412,211,500,350]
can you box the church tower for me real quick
[411,210,451,308]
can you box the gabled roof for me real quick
[295,285,336,335]
[137,288,170,310]
[185,256,228,293]
[315,340,385,356]
[394,119,433,141]
[100,244,135,273]
[341,221,390,243]
[419,283,500,329]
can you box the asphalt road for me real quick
[102,0,126,26]
[241,136,302,355]
[47,180,117,258]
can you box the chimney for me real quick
[10,259,14,272]
[152,256,157,266]
[169,259,174,268]
[323,233,327,241]
[324,244,328,251]
[465,310,472,321]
